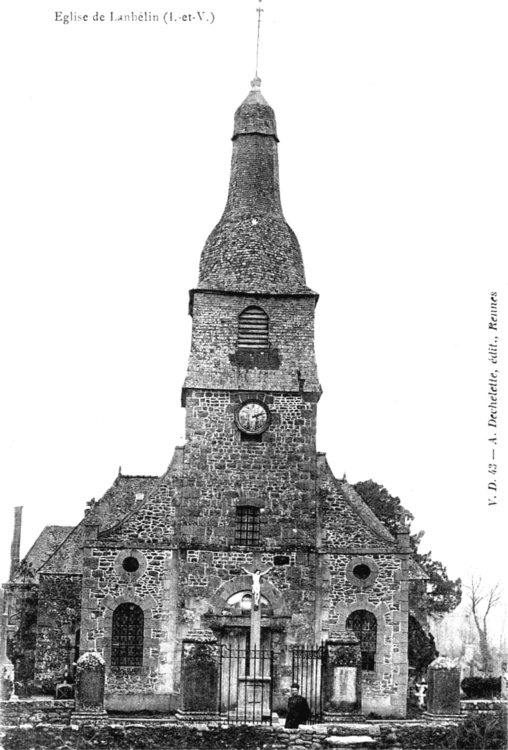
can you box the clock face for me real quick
[235,401,270,434]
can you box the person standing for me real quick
[285,682,311,728]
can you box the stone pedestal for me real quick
[237,675,272,721]
[177,629,219,722]
[324,632,362,719]
[426,656,461,716]
[72,652,107,721]
[0,593,14,679]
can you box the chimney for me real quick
[9,507,23,580]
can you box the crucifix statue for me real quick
[241,565,272,659]
[241,566,272,610]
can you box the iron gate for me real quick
[218,645,274,724]
[291,644,327,723]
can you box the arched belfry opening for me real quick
[238,306,269,350]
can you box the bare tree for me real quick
[464,576,502,674]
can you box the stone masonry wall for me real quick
[1,717,469,750]
[178,548,317,646]
[184,293,320,393]
[0,699,74,726]
[327,552,408,717]
[102,459,181,546]
[318,459,394,550]
[80,546,177,703]
[34,574,82,689]
[181,389,318,549]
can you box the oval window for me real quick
[353,563,371,580]
[122,556,140,573]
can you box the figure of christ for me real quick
[241,566,273,610]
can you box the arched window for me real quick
[235,505,260,545]
[346,610,377,671]
[111,603,144,668]
[238,306,269,350]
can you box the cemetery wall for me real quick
[0,699,74,725]
[0,717,472,750]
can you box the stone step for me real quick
[324,724,380,737]
[325,737,377,747]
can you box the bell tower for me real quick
[181,78,321,550]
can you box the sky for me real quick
[1,0,507,631]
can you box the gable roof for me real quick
[40,473,159,574]
[99,447,183,545]
[318,453,397,549]
[12,525,73,582]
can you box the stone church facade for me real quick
[5,79,416,718]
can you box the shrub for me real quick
[455,707,507,749]
[461,676,501,699]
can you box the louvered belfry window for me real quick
[346,610,377,671]
[235,506,260,545]
[238,306,269,350]
[111,603,144,668]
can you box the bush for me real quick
[455,708,507,749]
[461,676,501,699]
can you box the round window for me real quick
[122,556,140,573]
[353,563,371,580]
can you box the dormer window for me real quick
[238,306,269,350]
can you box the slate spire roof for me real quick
[197,78,314,296]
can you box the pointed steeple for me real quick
[197,79,314,296]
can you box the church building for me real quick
[4,78,416,718]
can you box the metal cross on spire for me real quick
[254,0,264,80]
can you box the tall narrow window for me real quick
[235,505,260,545]
[111,603,144,668]
[73,629,81,672]
[346,610,377,671]
[238,306,269,350]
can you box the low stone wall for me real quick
[460,698,507,714]
[376,720,460,749]
[0,699,74,725]
[0,719,466,750]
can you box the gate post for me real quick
[72,652,107,722]
[426,656,461,716]
[323,631,362,719]
[176,628,220,723]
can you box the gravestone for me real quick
[426,656,461,716]
[73,652,107,719]
[177,629,219,722]
[324,630,362,719]
[501,663,508,700]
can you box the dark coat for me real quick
[285,694,311,728]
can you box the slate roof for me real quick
[197,82,314,296]
[12,525,73,582]
[98,447,183,545]
[40,473,159,575]
[317,453,398,550]
[340,480,397,545]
